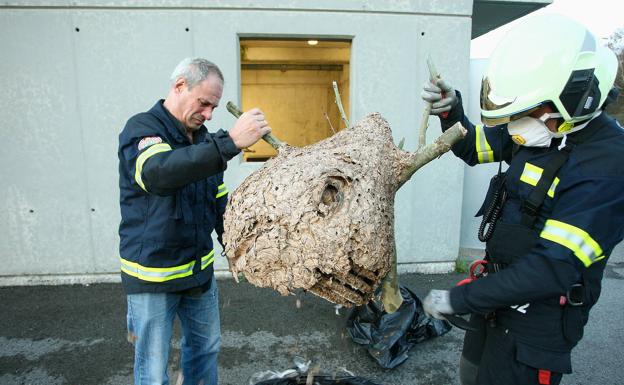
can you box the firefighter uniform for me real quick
[443,93,624,382]
[118,100,239,294]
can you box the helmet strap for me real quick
[546,111,602,138]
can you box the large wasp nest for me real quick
[223,112,465,307]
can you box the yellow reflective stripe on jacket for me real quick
[215,183,228,198]
[540,220,604,267]
[120,250,215,282]
[201,252,215,269]
[547,178,560,198]
[520,163,542,185]
[134,143,172,192]
[519,163,560,198]
[475,125,494,163]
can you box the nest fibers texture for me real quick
[223,113,404,305]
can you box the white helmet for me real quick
[480,13,618,132]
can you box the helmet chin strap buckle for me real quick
[535,111,579,138]
[550,111,601,139]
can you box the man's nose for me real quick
[201,108,213,121]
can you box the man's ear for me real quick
[173,77,186,94]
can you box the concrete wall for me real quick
[0,1,473,283]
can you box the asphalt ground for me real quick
[1,257,623,385]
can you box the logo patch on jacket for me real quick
[138,136,163,151]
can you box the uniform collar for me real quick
[566,111,609,145]
[150,100,207,144]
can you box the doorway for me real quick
[240,38,351,161]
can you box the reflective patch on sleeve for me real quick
[137,136,163,151]
[134,142,172,192]
[216,183,228,198]
[540,219,605,267]
[475,125,495,163]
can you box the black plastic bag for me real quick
[346,285,451,369]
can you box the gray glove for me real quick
[423,289,454,320]
[421,79,458,115]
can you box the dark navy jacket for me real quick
[444,93,624,373]
[118,100,239,294]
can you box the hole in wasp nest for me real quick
[317,178,346,218]
[321,184,340,205]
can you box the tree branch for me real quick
[381,245,403,313]
[418,56,443,149]
[397,122,466,187]
[332,81,350,128]
[226,101,285,150]
[418,104,431,149]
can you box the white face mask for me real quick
[506,113,556,147]
[506,111,599,147]
[506,111,601,147]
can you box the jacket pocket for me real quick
[173,185,197,224]
[204,178,218,223]
[562,305,586,343]
[486,222,539,265]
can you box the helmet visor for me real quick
[480,108,541,126]
[480,77,541,126]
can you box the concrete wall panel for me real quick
[0,11,93,275]
[0,4,472,280]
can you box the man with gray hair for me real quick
[118,57,270,385]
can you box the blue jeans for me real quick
[127,276,220,385]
